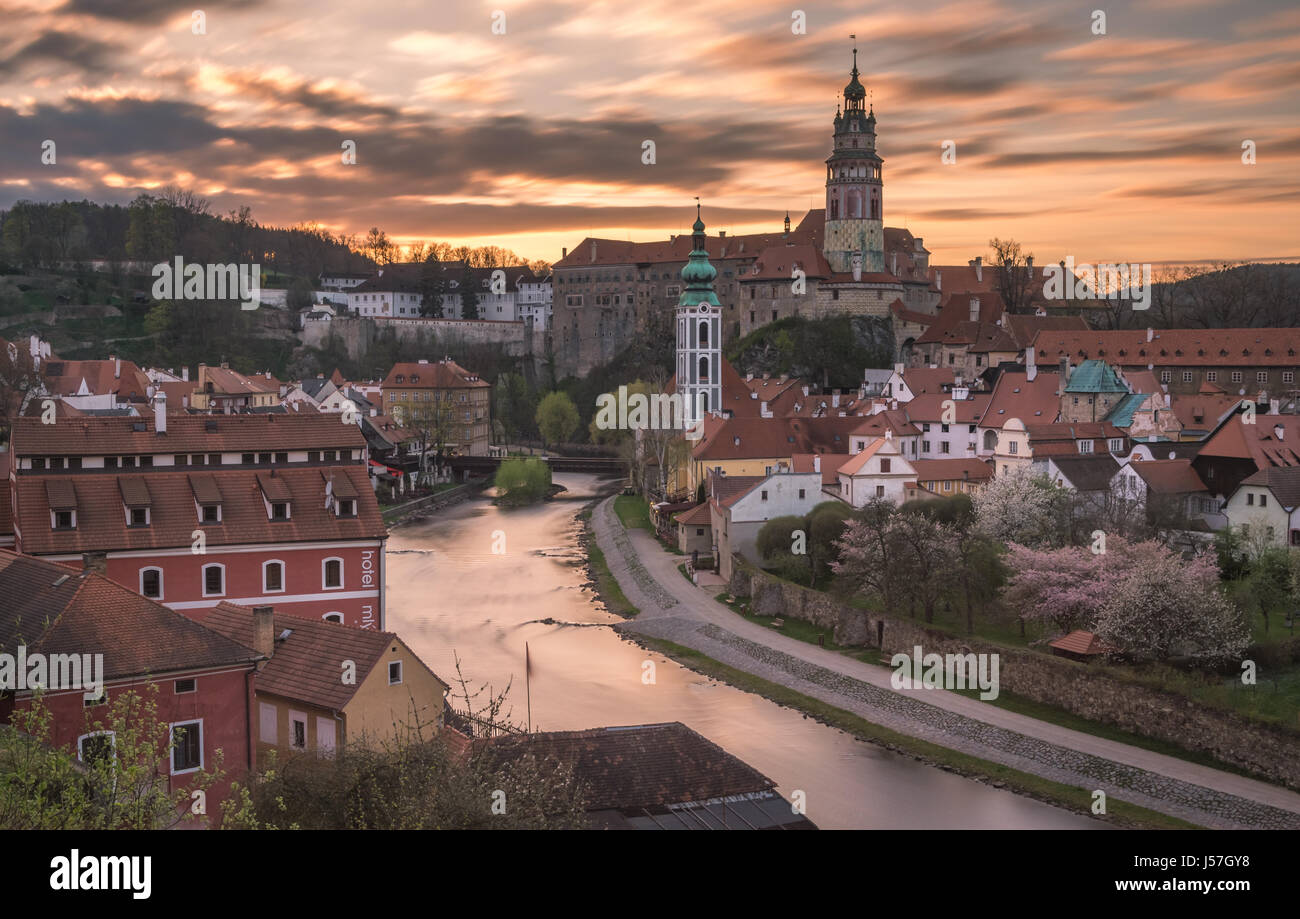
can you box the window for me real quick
[290,716,307,751]
[308,451,320,463]
[105,456,118,469]
[1260,494,1268,507]
[170,721,202,774]
[1285,372,1295,384]
[259,703,278,744]
[129,506,148,526]
[1256,371,1268,383]
[174,454,188,466]
[943,481,953,492]
[208,453,221,466]
[760,490,768,501]
[337,499,356,517]
[242,453,254,464]
[271,502,289,520]
[1108,438,1123,452]
[264,561,284,592]
[258,452,271,464]
[875,485,885,498]
[388,661,403,685]
[1247,493,1254,505]
[275,452,288,464]
[1160,370,1171,383]
[323,612,343,624]
[1078,440,1094,454]
[78,732,115,766]
[32,458,45,470]
[696,528,705,536]
[140,568,162,599]
[1182,371,1193,383]
[798,489,806,499]
[1206,372,1217,382]
[203,564,224,597]
[921,440,931,452]
[175,678,196,694]
[940,442,951,454]
[1008,441,1018,455]
[53,510,75,530]
[1231,371,1242,383]
[323,558,343,589]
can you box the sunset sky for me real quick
[2,0,1298,266]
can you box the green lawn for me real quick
[613,494,651,530]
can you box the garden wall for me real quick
[729,554,1300,790]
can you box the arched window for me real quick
[698,321,709,347]
[322,557,344,590]
[202,564,225,597]
[698,356,710,382]
[263,560,285,593]
[140,567,163,600]
[323,612,343,624]
[983,430,997,451]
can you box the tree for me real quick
[988,237,1036,314]
[889,511,959,622]
[535,391,579,449]
[757,514,814,584]
[1,686,224,829]
[419,255,447,318]
[361,226,396,266]
[973,466,1072,549]
[495,457,552,506]
[286,276,315,311]
[830,499,903,613]
[398,397,460,484]
[1247,546,1292,635]
[1093,549,1248,663]
[807,501,854,588]
[459,264,481,319]
[1214,524,1250,580]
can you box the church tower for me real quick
[823,43,884,275]
[676,204,721,431]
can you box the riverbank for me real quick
[585,493,1300,830]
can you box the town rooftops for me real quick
[1238,466,1300,508]
[382,359,489,389]
[674,503,713,526]
[1126,458,1208,494]
[982,370,1061,428]
[203,603,445,710]
[0,550,261,683]
[692,416,860,461]
[42,357,153,401]
[198,363,281,396]
[484,722,812,829]
[1198,414,1300,467]
[910,458,994,482]
[13,465,382,555]
[1032,328,1300,367]
[1046,454,1121,491]
[9,413,366,456]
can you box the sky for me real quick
[1,0,1298,266]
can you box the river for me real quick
[384,473,1100,829]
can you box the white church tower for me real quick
[675,204,721,432]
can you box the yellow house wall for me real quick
[343,636,448,747]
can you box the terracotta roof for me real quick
[674,503,713,525]
[552,216,820,270]
[1168,393,1241,432]
[903,392,991,425]
[890,300,937,326]
[1046,454,1121,491]
[910,458,993,482]
[0,550,260,682]
[692,416,861,461]
[709,474,766,507]
[485,722,776,812]
[1002,314,1089,350]
[203,603,444,710]
[791,452,843,486]
[983,370,1061,428]
[9,413,367,457]
[0,477,11,539]
[1239,466,1300,508]
[1032,328,1300,367]
[744,244,833,281]
[836,438,888,476]
[42,358,153,402]
[382,360,489,389]
[14,465,382,555]
[1049,630,1112,656]
[1199,414,1300,467]
[198,364,281,396]
[915,291,1007,345]
[898,367,956,396]
[1125,459,1207,494]
[849,410,920,438]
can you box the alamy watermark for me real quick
[1042,257,1152,311]
[891,645,1000,700]
[151,257,261,310]
[594,386,707,441]
[0,645,104,699]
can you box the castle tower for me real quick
[676,204,721,430]
[823,42,884,274]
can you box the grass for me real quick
[631,635,1197,829]
[613,494,651,530]
[587,533,639,619]
[675,563,694,585]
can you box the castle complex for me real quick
[551,44,963,379]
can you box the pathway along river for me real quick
[385,473,1099,829]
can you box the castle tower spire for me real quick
[676,203,721,431]
[823,40,884,274]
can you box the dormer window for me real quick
[337,499,355,517]
[130,507,149,526]
[271,502,289,520]
[201,505,220,523]
[53,509,76,530]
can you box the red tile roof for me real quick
[1127,459,1207,494]
[692,416,861,461]
[14,465,383,555]
[910,458,994,482]
[674,502,713,525]
[203,602,445,710]
[903,392,991,425]
[1032,328,1300,367]
[9,412,367,457]
[0,550,260,681]
[982,371,1061,428]
[42,357,153,402]
[485,722,777,811]
[1199,414,1300,467]
[1049,630,1112,656]
[198,364,281,396]
[382,360,489,390]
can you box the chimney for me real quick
[253,606,275,658]
[1270,399,1280,415]
[719,230,726,238]
[1026,346,1037,382]
[813,455,821,473]
[969,297,980,322]
[894,363,904,375]
[81,552,107,575]
[112,356,120,379]
[561,247,567,258]
[974,256,983,283]
[1059,356,1071,382]
[590,241,597,262]
[182,366,189,382]
[155,390,167,434]
[1146,327,1154,343]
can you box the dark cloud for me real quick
[0,30,121,77]
[56,0,260,23]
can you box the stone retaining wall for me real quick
[729,554,1300,790]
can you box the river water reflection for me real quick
[384,474,1100,829]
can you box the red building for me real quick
[7,407,388,629]
[0,550,261,819]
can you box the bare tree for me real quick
[989,237,1036,314]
